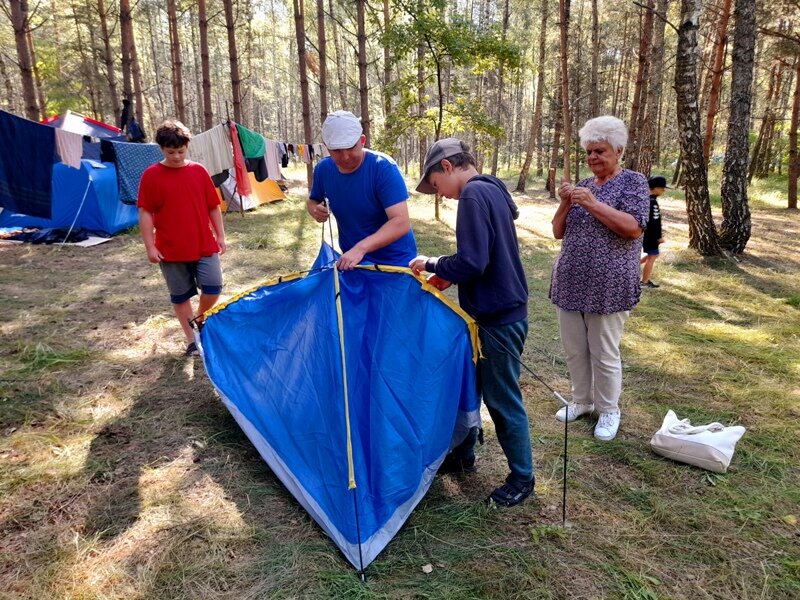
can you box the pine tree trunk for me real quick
[10,0,39,120]
[356,0,371,145]
[84,2,102,118]
[130,19,144,126]
[703,0,732,166]
[317,0,329,122]
[417,37,426,175]
[558,0,571,181]
[490,0,510,176]
[590,0,600,116]
[516,1,548,192]
[26,29,46,118]
[549,62,563,196]
[167,0,186,122]
[97,0,120,125]
[190,5,203,130]
[0,53,14,111]
[638,0,669,177]
[382,0,391,120]
[626,0,654,171]
[70,1,94,117]
[719,0,755,251]
[145,4,165,119]
[612,12,629,118]
[293,0,313,188]
[676,0,722,255]
[789,58,800,210]
[119,0,133,108]
[223,0,242,123]
[329,0,347,109]
[198,0,213,129]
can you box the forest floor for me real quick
[1,171,798,599]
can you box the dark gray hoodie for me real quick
[433,175,528,326]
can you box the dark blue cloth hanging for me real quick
[0,109,57,219]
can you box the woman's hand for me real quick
[569,187,598,209]
[558,180,574,202]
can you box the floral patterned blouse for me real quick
[549,169,650,314]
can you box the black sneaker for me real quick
[487,478,534,507]
[642,280,660,289]
[437,454,477,475]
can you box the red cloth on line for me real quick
[228,121,252,196]
[137,161,220,261]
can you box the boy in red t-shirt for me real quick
[137,120,226,356]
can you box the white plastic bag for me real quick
[650,410,746,473]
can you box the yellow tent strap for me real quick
[202,272,304,319]
[333,263,357,490]
[355,265,482,364]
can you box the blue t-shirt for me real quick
[309,149,417,266]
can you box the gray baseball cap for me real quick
[416,137,470,194]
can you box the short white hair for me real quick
[578,116,628,151]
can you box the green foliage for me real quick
[379,0,521,148]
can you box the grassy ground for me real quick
[1,172,798,599]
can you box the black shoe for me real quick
[642,280,660,289]
[487,478,534,507]
[437,454,477,475]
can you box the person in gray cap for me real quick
[306,110,417,269]
[410,138,534,508]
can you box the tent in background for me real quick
[198,244,480,571]
[41,110,126,140]
[219,169,285,212]
[0,159,137,235]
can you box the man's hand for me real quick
[409,255,430,275]
[217,237,227,255]
[308,201,330,223]
[426,274,452,291]
[337,246,366,270]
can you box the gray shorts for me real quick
[159,254,223,304]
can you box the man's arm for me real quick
[138,208,163,263]
[337,201,411,270]
[209,206,227,254]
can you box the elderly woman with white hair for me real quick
[549,116,649,441]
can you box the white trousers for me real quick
[557,308,629,414]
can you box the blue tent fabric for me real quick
[0,109,56,218]
[0,159,138,235]
[109,141,163,204]
[198,246,480,568]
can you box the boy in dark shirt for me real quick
[641,176,666,288]
[410,138,533,507]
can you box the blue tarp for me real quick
[0,159,138,235]
[198,246,480,569]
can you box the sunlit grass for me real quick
[1,174,799,599]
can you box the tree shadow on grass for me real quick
[81,354,219,538]
[75,351,336,596]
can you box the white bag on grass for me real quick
[650,410,746,473]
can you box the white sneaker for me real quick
[594,411,621,441]
[555,403,594,423]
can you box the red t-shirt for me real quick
[137,161,221,261]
